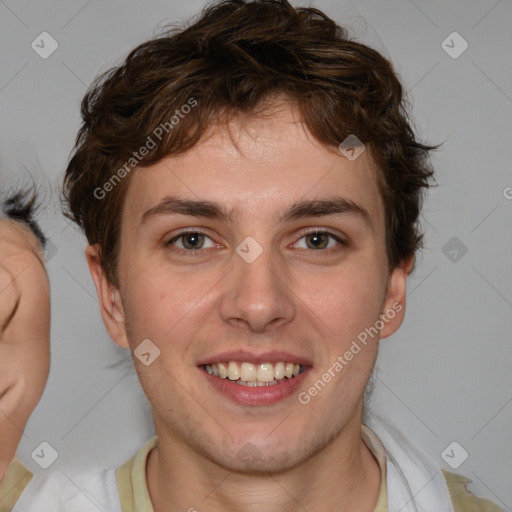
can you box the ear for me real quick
[379,254,415,340]
[85,244,130,349]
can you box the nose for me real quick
[219,246,296,334]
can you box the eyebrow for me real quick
[140,195,372,230]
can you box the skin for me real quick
[0,217,50,483]
[87,98,414,512]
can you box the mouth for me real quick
[198,354,312,406]
[201,361,307,387]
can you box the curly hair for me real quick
[62,0,438,286]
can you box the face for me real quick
[88,100,410,473]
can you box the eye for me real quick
[293,230,346,251]
[165,229,346,255]
[167,231,217,251]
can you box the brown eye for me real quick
[167,231,215,251]
[294,231,345,251]
[305,232,329,249]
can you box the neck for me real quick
[147,418,381,512]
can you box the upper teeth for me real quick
[205,361,303,382]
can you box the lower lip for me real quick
[200,367,311,406]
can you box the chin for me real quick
[217,445,305,475]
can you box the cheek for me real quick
[122,264,211,348]
[300,260,385,345]
[302,266,383,402]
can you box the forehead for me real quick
[122,102,384,230]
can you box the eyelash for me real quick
[165,229,347,255]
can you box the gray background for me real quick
[1,0,510,509]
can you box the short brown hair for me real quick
[62,0,438,286]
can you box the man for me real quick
[0,188,50,510]
[12,0,504,510]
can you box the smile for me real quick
[203,361,306,386]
